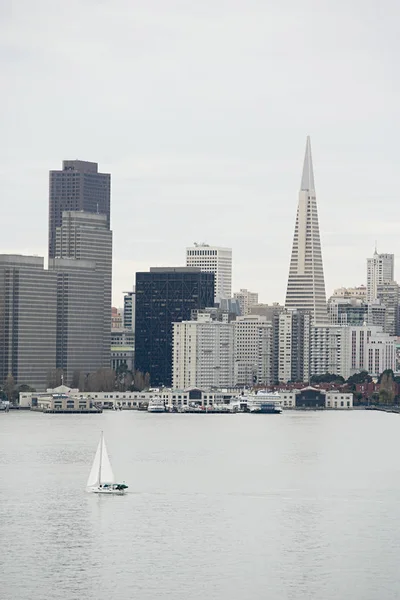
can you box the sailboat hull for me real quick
[89,487,126,495]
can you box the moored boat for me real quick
[147,398,166,413]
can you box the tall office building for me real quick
[135,267,215,386]
[123,288,135,331]
[172,311,234,389]
[376,281,400,336]
[49,258,105,385]
[0,255,57,391]
[278,309,311,384]
[233,289,259,316]
[186,244,232,302]
[285,137,328,324]
[233,315,272,387]
[249,303,285,384]
[54,211,112,368]
[49,160,110,259]
[367,249,395,302]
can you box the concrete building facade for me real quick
[233,289,259,316]
[376,281,400,336]
[250,303,285,384]
[310,324,397,379]
[0,255,57,391]
[367,249,394,302]
[278,309,311,383]
[54,211,112,368]
[172,312,234,389]
[234,315,272,387]
[186,244,232,302]
[49,258,105,386]
[123,288,135,331]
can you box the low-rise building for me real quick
[277,387,353,409]
[111,346,134,372]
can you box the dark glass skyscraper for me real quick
[135,268,215,386]
[48,160,110,259]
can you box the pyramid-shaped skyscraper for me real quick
[285,137,328,324]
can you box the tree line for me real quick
[310,370,400,405]
[1,364,151,402]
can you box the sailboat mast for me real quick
[98,431,103,485]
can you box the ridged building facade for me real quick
[285,137,328,324]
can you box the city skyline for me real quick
[2,2,400,306]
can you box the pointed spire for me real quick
[300,136,315,192]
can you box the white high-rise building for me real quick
[234,315,272,387]
[310,325,347,378]
[233,289,259,316]
[310,324,396,380]
[365,331,396,377]
[172,312,234,389]
[367,249,394,302]
[285,137,328,324]
[186,244,232,302]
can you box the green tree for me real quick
[346,371,372,390]
[4,374,15,403]
[131,370,151,391]
[310,373,345,385]
[379,369,395,405]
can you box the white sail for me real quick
[99,437,115,484]
[87,437,102,488]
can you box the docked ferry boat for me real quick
[147,398,166,413]
[241,391,282,414]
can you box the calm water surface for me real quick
[1,410,400,600]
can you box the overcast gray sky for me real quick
[2,0,400,306]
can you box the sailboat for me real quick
[86,431,128,495]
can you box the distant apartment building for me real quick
[49,160,110,259]
[111,308,123,329]
[0,255,57,391]
[186,244,232,301]
[172,311,234,389]
[234,315,272,387]
[367,301,386,331]
[367,249,394,302]
[250,303,285,384]
[278,309,311,383]
[376,281,400,336]
[135,267,215,386]
[310,324,396,379]
[365,330,396,377]
[310,325,347,378]
[233,289,259,316]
